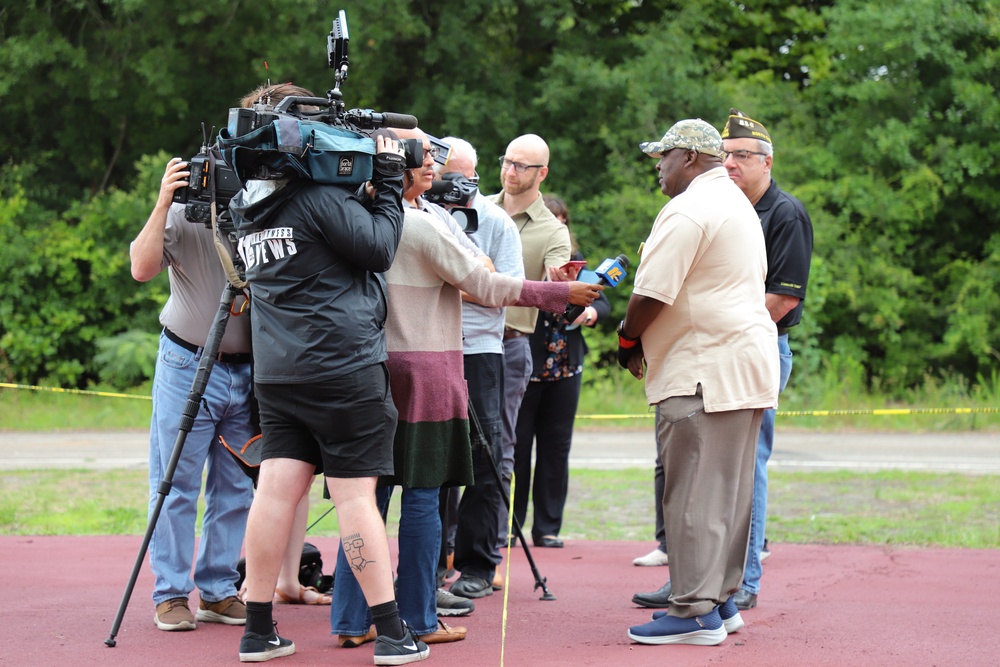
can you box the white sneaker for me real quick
[633,548,669,567]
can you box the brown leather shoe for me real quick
[418,620,466,644]
[154,597,195,631]
[337,625,376,648]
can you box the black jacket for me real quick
[231,176,404,383]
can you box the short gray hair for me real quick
[442,136,478,168]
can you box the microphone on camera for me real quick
[563,254,629,324]
[379,112,419,129]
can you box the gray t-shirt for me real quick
[156,203,251,353]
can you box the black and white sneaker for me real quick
[239,625,295,663]
[373,625,429,665]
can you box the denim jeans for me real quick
[742,334,793,594]
[331,485,440,637]
[148,331,254,605]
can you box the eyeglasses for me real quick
[722,149,768,162]
[498,157,545,174]
[423,147,439,160]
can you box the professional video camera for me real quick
[425,171,479,234]
[425,172,477,208]
[171,126,242,226]
[217,9,418,188]
[173,10,418,225]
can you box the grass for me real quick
[3,371,998,432]
[2,467,998,549]
[2,379,998,548]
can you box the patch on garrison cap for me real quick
[721,108,772,144]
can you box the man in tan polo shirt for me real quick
[488,134,571,554]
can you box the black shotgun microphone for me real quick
[563,254,629,324]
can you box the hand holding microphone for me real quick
[563,254,629,323]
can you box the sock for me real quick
[371,600,404,640]
[245,601,274,636]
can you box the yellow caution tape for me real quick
[0,382,151,400]
[3,383,995,417]
[574,407,999,419]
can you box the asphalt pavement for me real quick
[1,428,997,473]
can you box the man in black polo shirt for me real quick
[720,109,813,608]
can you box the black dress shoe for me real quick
[733,589,757,610]
[532,535,564,548]
[449,575,493,599]
[631,580,672,608]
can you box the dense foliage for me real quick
[2,0,998,398]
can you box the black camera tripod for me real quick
[466,398,556,601]
[105,281,246,647]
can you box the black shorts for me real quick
[254,363,397,479]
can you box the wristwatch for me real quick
[618,320,640,349]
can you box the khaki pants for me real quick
[656,388,763,617]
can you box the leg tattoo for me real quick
[343,533,376,573]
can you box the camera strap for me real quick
[203,148,249,291]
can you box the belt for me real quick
[503,328,527,341]
[163,328,251,365]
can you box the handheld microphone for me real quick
[563,254,629,324]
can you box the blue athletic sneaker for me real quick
[628,608,726,645]
[652,595,744,634]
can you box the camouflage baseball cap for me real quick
[640,119,724,158]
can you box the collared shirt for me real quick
[755,178,813,329]
[488,191,571,333]
[633,168,778,412]
[462,192,525,355]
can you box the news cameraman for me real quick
[230,89,426,663]
[131,157,254,632]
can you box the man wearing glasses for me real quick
[489,134,571,555]
[720,109,813,609]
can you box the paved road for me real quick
[1,428,997,473]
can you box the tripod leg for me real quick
[105,284,239,646]
[467,401,556,601]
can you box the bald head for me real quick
[505,133,549,167]
[499,133,550,203]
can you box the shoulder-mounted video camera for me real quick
[173,9,418,224]
[171,131,242,227]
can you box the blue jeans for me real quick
[331,486,440,636]
[742,334,793,594]
[148,331,254,604]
